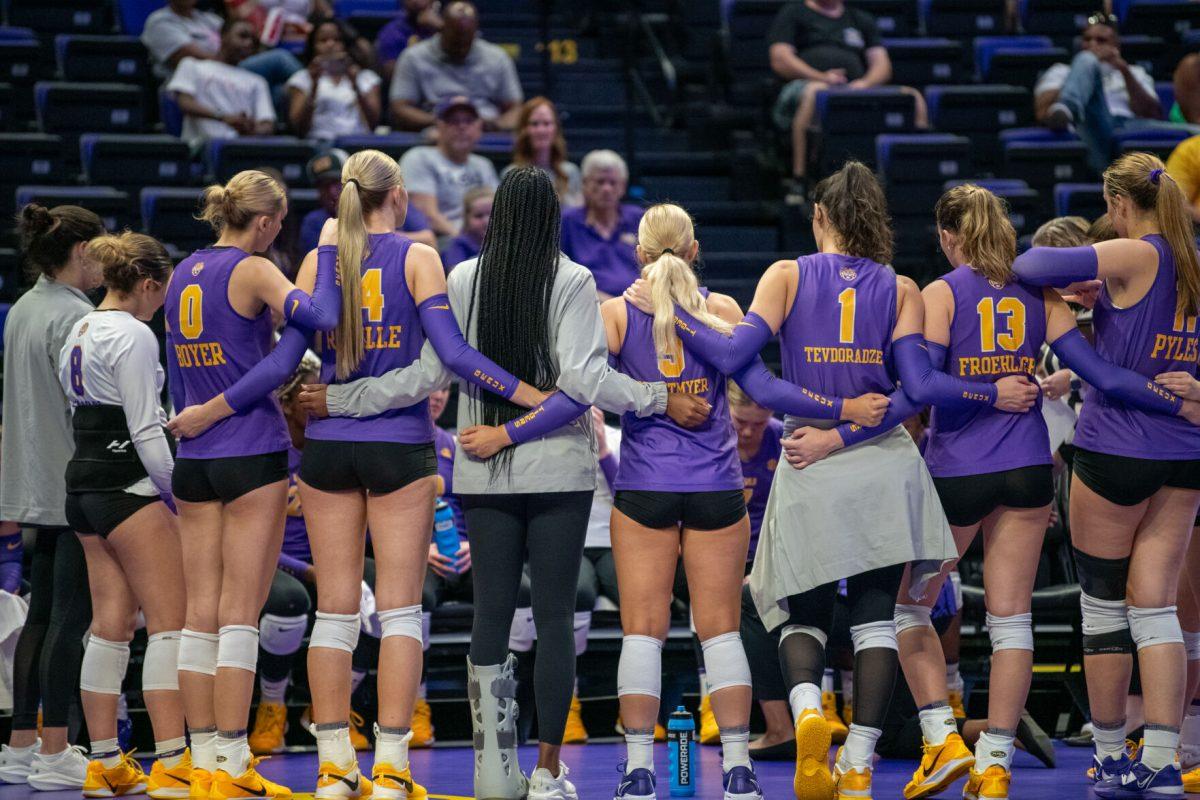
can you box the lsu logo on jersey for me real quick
[839,266,857,281]
[191,261,204,277]
[77,322,89,336]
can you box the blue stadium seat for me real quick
[334,133,423,161]
[116,0,161,36]
[973,36,1052,78]
[1018,0,1095,37]
[206,137,318,187]
[141,187,212,252]
[876,134,971,183]
[699,251,793,281]
[1054,183,1105,219]
[998,127,1081,144]
[849,0,918,36]
[159,89,183,138]
[15,185,132,231]
[55,36,148,84]
[35,82,144,137]
[0,133,67,188]
[7,0,109,35]
[723,0,785,78]
[689,200,781,253]
[0,28,35,41]
[334,0,400,15]
[945,178,1043,235]
[921,0,1006,36]
[883,39,964,87]
[926,85,1032,167]
[1158,81,1176,112]
[81,134,193,188]
[0,39,45,87]
[346,12,395,43]
[1003,139,1091,202]
[0,83,14,131]
[1115,129,1192,161]
[810,88,916,174]
[1116,0,1200,40]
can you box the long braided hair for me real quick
[467,166,562,476]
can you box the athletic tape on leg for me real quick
[894,603,933,634]
[1128,605,1184,650]
[618,635,664,698]
[780,624,828,649]
[80,635,130,695]
[216,625,259,672]
[178,629,219,676]
[379,604,423,643]
[985,612,1033,652]
[310,611,360,653]
[850,620,897,652]
[700,632,752,693]
[259,613,308,657]
[144,631,181,691]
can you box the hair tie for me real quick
[344,178,360,189]
[661,248,674,255]
[1150,168,1164,185]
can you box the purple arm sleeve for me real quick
[277,553,311,580]
[731,356,845,419]
[832,387,922,448]
[0,532,21,594]
[927,340,948,371]
[223,325,313,413]
[282,245,340,330]
[503,391,591,444]
[673,308,772,374]
[1050,328,1182,415]
[1011,245,1099,288]
[893,334,997,410]
[165,330,187,413]
[417,294,521,401]
[599,452,618,492]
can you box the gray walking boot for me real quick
[468,654,529,800]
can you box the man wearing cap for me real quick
[300,149,437,252]
[398,97,500,236]
[388,0,523,131]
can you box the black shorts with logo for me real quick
[300,440,437,494]
[614,489,747,531]
[172,451,289,504]
[932,464,1054,527]
[1073,447,1200,507]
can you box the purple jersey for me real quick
[614,299,742,492]
[742,417,783,558]
[780,254,896,399]
[924,266,1051,477]
[165,246,289,459]
[1075,235,1200,459]
[283,446,312,563]
[307,233,434,444]
[434,425,466,536]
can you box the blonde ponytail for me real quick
[198,170,285,233]
[333,149,404,379]
[934,184,1016,285]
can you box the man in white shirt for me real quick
[1035,12,1195,173]
[167,19,276,147]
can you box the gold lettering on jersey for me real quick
[1150,333,1200,363]
[364,324,405,351]
[173,342,228,368]
[666,378,710,394]
[803,346,884,364]
[674,318,697,337]
[957,355,1037,377]
[511,406,543,428]
[472,369,510,395]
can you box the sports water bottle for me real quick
[667,706,696,796]
[433,500,459,572]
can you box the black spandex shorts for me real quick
[172,451,288,504]
[932,464,1054,527]
[65,491,159,537]
[614,489,746,531]
[1074,447,1200,507]
[300,440,436,494]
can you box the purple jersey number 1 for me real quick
[69,345,84,397]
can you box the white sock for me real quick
[1092,721,1128,762]
[315,723,356,768]
[720,726,751,771]
[155,736,188,769]
[189,728,217,772]
[1142,726,1181,771]
[918,703,956,745]
[259,675,289,704]
[417,681,427,701]
[215,732,251,776]
[975,729,1015,771]
[1182,704,1200,767]
[842,724,882,768]
[946,662,964,694]
[840,670,854,706]
[821,669,835,694]
[625,728,655,772]
[350,668,366,696]
[788,682,822,722]
[376,726,411,770]
[91,737,121,768]
[5,740,37,755]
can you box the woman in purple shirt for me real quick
[560,150,644,299]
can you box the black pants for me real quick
[12,527,91,730]
[462,491,592,746]
[422,566,474,612]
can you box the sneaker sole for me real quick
[148,788,191,799]
[0,769,30,784]
[83,787,148,799]
[904,755,975,799]
[28,776,88,791]
[794,714,834,800]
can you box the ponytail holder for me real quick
[344,178,360,189]
[1150,168,1164,185]
[661,248,674,255]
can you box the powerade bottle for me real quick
[433,499,459,572]
[667,706,696,796]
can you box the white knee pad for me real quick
[143,631,180,691]
[573,611,591,658]
[259,613,308,657]
[177,629,219,676]
[894,603,933,634]
[617,635,664,699]
[310,611,360,653]
[1128,605,1184,650]
[1080,591,1129,636]
[216,625,259,672]
[1184,630,1200,661]
[780,624,828,649]
[379,604,423,644]
[422,611,432,653]
[850,620,898,653]
[508,608,535,653]
[80,635,130,695]
[986,612,1034,652]
[700,632,752,693]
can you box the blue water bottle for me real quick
[433,500,459,572]
[667,706,696,796]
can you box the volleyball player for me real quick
[165,169,341,800]
[1012,153,1200,797]
[56,233,188,798]
[896,184,1200,800]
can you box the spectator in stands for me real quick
[224,0,333,49]
[441,186,493,270]
[287,18,382,141]
[504,97,583,208]
[376,0,443,86]
[399,96,500,236]
[1036,12,1193,174]
[768,0,927,205]
[167,19,276,147]
[560,150,642,300]
[298,150,436,252]
[389,0,523,132]
[143,0,303,103]
[1167,134,1200,223]
[1174,54,1200,125]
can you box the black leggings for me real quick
[462,491,592,746]
[12,528,92,730]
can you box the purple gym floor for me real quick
[0,740,1091,799]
